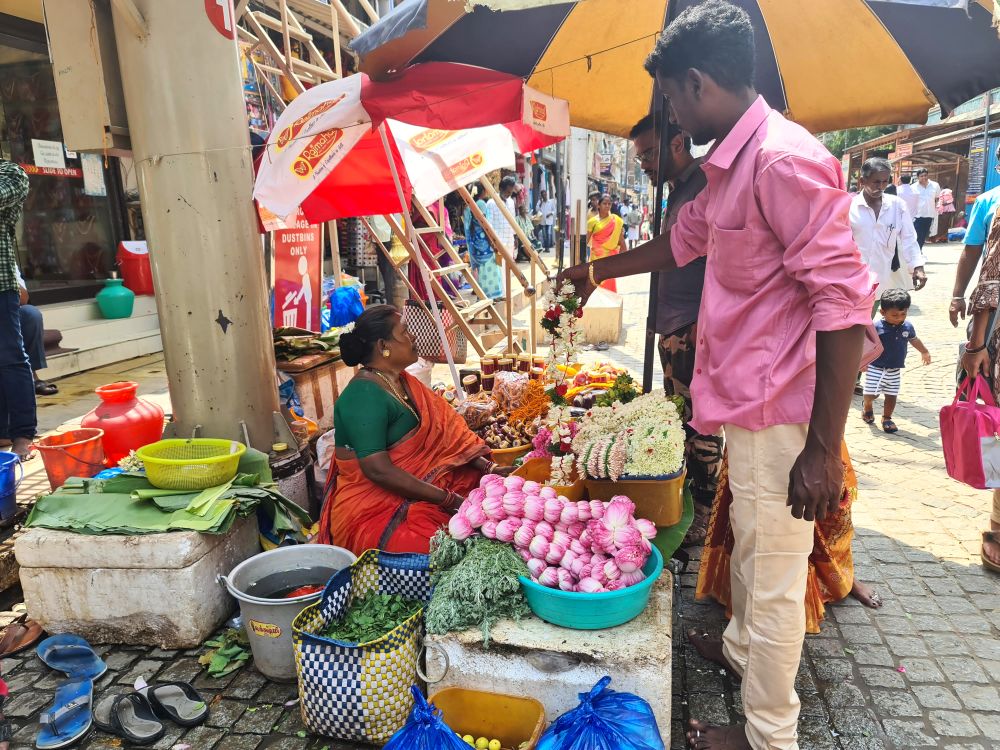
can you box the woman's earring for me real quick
[382,348,391,358]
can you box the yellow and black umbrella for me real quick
[352,0,1000,137]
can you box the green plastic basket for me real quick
[518,546,663,629]
[137,438,245,490]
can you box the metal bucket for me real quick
[219,545,356,681]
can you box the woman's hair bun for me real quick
[339,330,367,367]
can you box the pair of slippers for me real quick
[94,683,209,746]
[35,635,107,749]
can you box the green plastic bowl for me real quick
[518,546,664,629]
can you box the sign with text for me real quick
[273,209,322,332]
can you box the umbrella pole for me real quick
[377,124,464,397]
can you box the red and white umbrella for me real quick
[253,62,569,228]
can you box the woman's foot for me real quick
[686,630,741,679]
[11,437,34,462]
[682,504,711,547]
[982,530,1000,573]
[850,580,883,609]
[686,720,752,749]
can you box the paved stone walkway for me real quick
[1,244,997,749]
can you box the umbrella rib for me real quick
[747,1,792,121]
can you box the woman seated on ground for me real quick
[318,305,509,555]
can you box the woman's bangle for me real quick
[588,262,599,287]
[967,343,987,354]
[483,461,498,474]
[953,296,966,301]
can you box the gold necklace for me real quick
[364,367,419,421]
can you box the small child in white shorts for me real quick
[862,288,931,433]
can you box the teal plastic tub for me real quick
[518,546,664,629]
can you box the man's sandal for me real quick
[882,418,898,434]
[862,410,875,424]
[982,531,1000,574]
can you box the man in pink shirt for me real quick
[561,3,876,749]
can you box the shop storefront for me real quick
[0,7,128,304]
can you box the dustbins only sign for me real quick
[273,210,322,332]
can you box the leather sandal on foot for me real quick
[881,418,898,434]
[137,682,209,727]
[982,531,1000,573]
[34,381,58,396]
[861,410,875,424]
[94,693,164,746]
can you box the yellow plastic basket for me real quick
[136,438,246,490]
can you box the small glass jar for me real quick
[533,355,546,370]
[462,374,481,394]
[530,367,544,381]
[482,373,495,392]
[517,354,532,373]
[480,357,496,375]
[497,358,514,372]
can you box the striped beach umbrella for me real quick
[351,0,1000,136]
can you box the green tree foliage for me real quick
[819,126,898,159]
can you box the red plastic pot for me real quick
[81,381,165,466]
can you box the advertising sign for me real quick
[273,209,322,332]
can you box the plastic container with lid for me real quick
[497,358,514,372]
[80,381,164,466]
[480,357,496,375]
[517,354,532,373]
[462,374,481,394]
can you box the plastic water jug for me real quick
[81,381,165,466]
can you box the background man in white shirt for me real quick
[911,167,941,248]
[849,157,927,307]
[536,190,556,253]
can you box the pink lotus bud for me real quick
[558,569,575,591]
[577,577,604,594]
[551,530,571,549]
[570,558,587,577]
[614,544,648,574]
[612,524,643,550]
[481,473,503,489]
[481,520,499,539]
[528,536,550,560]
[518,547,532,562]
[503,475,526,492]
[495,518,520,543]
[537,566,559,588]
[619,570,646,587]
[463,502,488,528]
[603,559,622,582]
[569,539,588,557]
[605,579,625,591]
[513,522,536,549]
[579,528,592,548]
[534,521,555,542]
[482,494,505,521]
[635,518,657,540]
[468,488,486,504]
[527,557,547,578]
[590,552,609,567]
[502,490,526,517]
[604,497,635,529]
[587,519,615,553]
[567,522,586,538]
[589,500,606,520]
[576,500,592,522]
[539,486,558,500]
[448,513,473,541]
[579,564,593,581]
[521,480,541,495]
[545,542,567,565]
[484,483,505,499]
[590,565,607,585]
[523,495,545,522]
[560,549,579,571]
[543,497,564,524]
[560,503,580,525]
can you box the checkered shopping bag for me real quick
[292,549,432,743]
[402,299,467,364]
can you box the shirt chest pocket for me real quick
[710,225,762,292]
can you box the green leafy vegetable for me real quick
[595,373,639,407]
[322,593,422,644]
[199,628,252,677]
[425,532,531,646]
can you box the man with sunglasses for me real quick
[630,113,720,546]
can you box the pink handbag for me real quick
[940,377,1000,489]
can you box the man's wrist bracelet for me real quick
[953,296,966,301]
[588,262,598,288]
[967,343,987,354]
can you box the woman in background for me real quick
[586,195,626,293]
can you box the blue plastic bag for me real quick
[536,677,664,750]
[329,286,364,327]
[382,687,469,750]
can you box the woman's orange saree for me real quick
[696,441,857,634]
[318,372,490,555]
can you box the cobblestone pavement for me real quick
[2,244,998,749]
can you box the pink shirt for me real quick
[671,97,877,435]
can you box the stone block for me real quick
[928,710,979,737]
[15,517,259,648]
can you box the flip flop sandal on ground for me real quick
[982,531,1000,574]
[861,410,875,424]
[0,613,45,658]
[34,381,58,396]
[138,682,209,727]
[94,693,164,745]
[36,678,93,749]
[882,419,898,434]
[36,634,107,680]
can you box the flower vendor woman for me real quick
[586,195,626,292]
[317,305,511,555]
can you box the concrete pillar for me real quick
[109,0,279,448]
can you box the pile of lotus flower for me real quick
[448,474,656,593]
